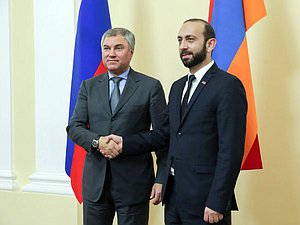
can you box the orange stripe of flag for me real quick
[243,0,267,31]
[227,37,262,169]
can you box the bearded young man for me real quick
[100,19,247,225]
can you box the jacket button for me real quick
[178,132,182,136]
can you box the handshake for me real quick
[98,134,163,204]
[98,134,123,159]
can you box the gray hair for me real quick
[101,27,135,50]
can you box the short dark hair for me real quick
[183,18,215,42]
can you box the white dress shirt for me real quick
[181,60,215,103]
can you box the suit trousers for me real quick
[164,175,231,225]
[83,162,149,225]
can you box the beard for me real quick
[180,43,207,68]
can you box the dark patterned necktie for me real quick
[180,75,196,120]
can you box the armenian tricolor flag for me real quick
[209,0,266,170]
[65,0,111,203]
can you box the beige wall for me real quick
[1,0,300,224]
[235,0,300,224]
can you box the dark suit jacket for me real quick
[66,68,167,205]
[124,63,247,216]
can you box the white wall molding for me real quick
[0,170,18,190]
[23,0,75,196]
[23,172,73,195]
[0,0,18,191]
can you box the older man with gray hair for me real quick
[67,27,167,225]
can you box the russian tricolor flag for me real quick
[209,0,266,170]
[65,0,111,203]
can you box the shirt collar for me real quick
[108,67,130,80]
[189,60,214,81]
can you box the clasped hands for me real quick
[97,134,163,205]
[98,134,123,159]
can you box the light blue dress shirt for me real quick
[108,68,129,98]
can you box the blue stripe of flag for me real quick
[210,0,245,71]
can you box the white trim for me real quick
[24,0,75,196]
[23,172,73,196]
[0,170,18,190]
[0,0,18,191]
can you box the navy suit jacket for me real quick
[124,63,247,215]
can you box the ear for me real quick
[206,38,217,53]
[130,48,134,58]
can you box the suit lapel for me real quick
[97,73,111,115]
[179,63,218,126]
[174,76,188,128]
[113,69,139,115]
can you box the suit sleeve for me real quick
[66,81,100,152]
[149,80,169,183]
[122,80,170,158]
[206,77,248,213]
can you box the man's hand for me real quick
[150,183,162,205]
[203,207,224,223]
[98,135,122,159]
[105,134,123,146]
